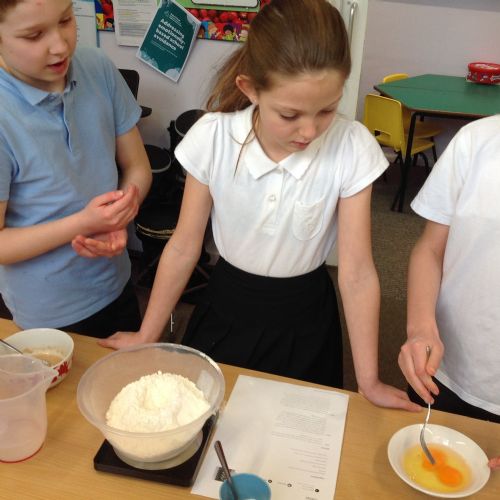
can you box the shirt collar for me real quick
[236,105,324,180]
[0,64,77,106]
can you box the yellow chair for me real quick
[382,73,442,161]
[382,73,409,83]
[363,93,434,197]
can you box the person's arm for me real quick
[0,187,137,265]
[98,173,213,349]
[398,220,449,403]
[71,126,152,258]
[115,126,152,204]
[337,185,421,411]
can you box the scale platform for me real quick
[93,415,216,487]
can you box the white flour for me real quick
[106,371,210,433]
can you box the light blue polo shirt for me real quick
[0,47,142,328]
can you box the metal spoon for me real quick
[0,338,50,366]
[214,440,239,500]
[419,345,436,465]
[0,338,23,355]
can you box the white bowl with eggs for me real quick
[1,328,74,389]
[77,343,225,470]
[388,423,490,498]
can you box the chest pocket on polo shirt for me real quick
[292,197,325,240]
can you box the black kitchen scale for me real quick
[93,415,216,487]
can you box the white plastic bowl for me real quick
[388,423,490,498]
[77,343,225,469]
[2,329,74,388]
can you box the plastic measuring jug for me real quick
[0,354,57,462]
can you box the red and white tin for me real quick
[467,62,500,84]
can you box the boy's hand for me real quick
[488,457,500,470]
[72,228,128,258]
[81,184,139,235]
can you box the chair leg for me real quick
[165,312,175,342]
[391,152,409,212]
[431,141,438,163]
[396,152,404,175]
[413,152,431,176]
[420,152,430,175]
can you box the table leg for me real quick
[391,112,418,212]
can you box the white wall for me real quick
[99,32,238,147]
[357,0,500,149]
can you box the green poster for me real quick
[137,0,200,82]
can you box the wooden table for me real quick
[374,74,500,212]
[1,318,499,499]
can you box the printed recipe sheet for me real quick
[192,375,349,500]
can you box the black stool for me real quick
[134,205,210,298]
[135,109,212,301]
[168,109,206,186]
[168,109,206,153]
[142,146,184,208]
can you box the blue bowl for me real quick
[219,473,271,500]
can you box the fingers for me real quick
[72,237,100,258]
[101,188,138,225]
[426,344,443,378]
[86,185,139,233]
[398,349,432,403]
[360,380,423,412]
[488,457,500,470]
[97,339,116,349]
[108,229,128,251]
[97,331,141,350]
[72,234,124,258]
[97,333,123,350]
[93,189,125,207]
[391,389,424,413]
[399,340,440,404]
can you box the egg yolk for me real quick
[420,445,464,487]
[404,444,471,493]
[422,447,446,470]
[437,464,463,487]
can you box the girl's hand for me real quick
[398,332,444,404]
[488,457,500,470]
[98,331,147,350]
[72,229,128,258]
[80,184,139,235]
[359,379,423,412]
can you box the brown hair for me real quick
[206,0,351,112]
[0,0,21,23]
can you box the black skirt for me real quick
[182,258,343,387]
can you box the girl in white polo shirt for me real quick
[102,0,420,412]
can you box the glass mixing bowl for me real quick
[77,343,225,469]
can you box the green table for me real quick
[374,74,500,211]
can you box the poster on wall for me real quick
[113,0,161,46]
[73,0,98,47]
[177,0,270,42]
[94,0,115,30]
[95,0,270,41]
[137,0,200,82]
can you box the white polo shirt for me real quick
[175,105,388,277]
[411,114,500,415]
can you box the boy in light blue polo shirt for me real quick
[0,0,152,337]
